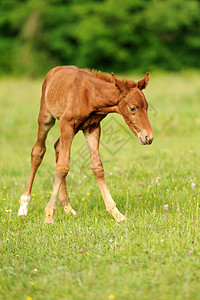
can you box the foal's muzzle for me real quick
[138,131,154,145]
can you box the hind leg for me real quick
[54,138,76,215]
[18,110,55,217]
[44,116,75,223]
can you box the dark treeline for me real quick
[0,0,200,76]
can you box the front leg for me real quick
[45,119,75,223]
[84,125,126,222]
[54,138,76,215]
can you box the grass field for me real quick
[1,71,200,300]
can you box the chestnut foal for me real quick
[18,66,153,223]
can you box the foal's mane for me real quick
[84,68,113,83]
[84,68,137,89]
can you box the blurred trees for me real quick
[0,0,199,76]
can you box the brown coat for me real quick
[18,66,153,223]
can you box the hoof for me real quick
[44,204,56,223]
[71,209,77,216]
[18,203,28,217]
[117,213,126,222]
[64,204,77,216]
[111,208,126,222]
[45,215,54,224]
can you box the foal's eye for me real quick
[129,107,136,112]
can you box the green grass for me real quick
[1,71,200,300]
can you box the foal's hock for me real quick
[18,66,153,223]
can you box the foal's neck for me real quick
[92,80,121,114]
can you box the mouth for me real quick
[138,135,147,145]
[138,134,153,145]
[129,125,153,145]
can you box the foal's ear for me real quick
[112,73,127,92]
[137,72,150,90]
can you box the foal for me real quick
[18,66,153,223]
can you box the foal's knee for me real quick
[55,164,70,179]
[31,143,46,161]
[91,164,104,179]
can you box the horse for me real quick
[18,66,153,223]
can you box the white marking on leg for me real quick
[18,195,31,217]
[99,182,126,222]
[64,203,77,215]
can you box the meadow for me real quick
[0,71,200,300]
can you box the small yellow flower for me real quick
[87,192,90,196]
[108,295,116,300]
[46,212,50,216]
[32,194,35,197]
[3,240,6,243]
[49,191,52,194]
[27,297,32,300]
[6,238,9,241]
[193,197,196,200]
[197,203,199,206]
[3,198,6,201]
[29,281,34,285]
[3,186,6,190]
[5,207,8,210]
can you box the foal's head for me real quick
[112,72,154,145]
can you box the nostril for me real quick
[149,136,154,144]
[144,135,154,144]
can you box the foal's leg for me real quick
[44,118,75,223]
[54,138,76,215]
[18,111,55,217]
[84,126,126,222]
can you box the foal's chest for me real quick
[79,113,106,132]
